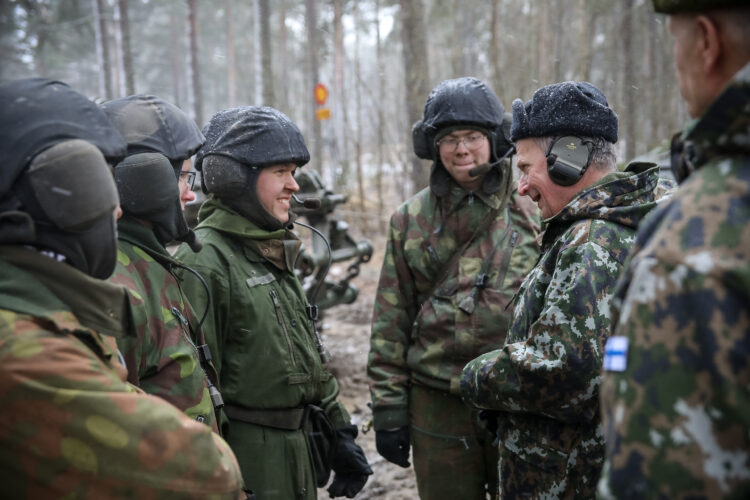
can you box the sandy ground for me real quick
[314,258,419,500]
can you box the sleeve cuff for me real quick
[372,406,409,431]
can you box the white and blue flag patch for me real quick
[603,336,629,372]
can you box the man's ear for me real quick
[695,14,721,75]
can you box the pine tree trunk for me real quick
[226,0,237,106]
[116,0,134,95]
[399,0,430,193]
[186,0,203,125]
[305,0,323,177]
[92,0,112,99]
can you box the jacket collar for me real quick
[671,61,750,183]
[0,245,130,338]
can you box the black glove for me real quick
[327,425,373,498]
[375,426,410,468]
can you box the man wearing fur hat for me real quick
[599,1,750,497]
[100,95,223,432]
[367,77,540,499]
[175,106,372,500]
[460,81,664,498]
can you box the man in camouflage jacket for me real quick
[176,106,372,500]
[0,78,244,499]
[598,1,750,497]
[367,77,540,499]
[461,81,664,498]
[102,95,221,431]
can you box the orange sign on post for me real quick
[314,83,328,106]
[316,107,331,121]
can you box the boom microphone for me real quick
[468,145,517,177]
[292,194,322,209]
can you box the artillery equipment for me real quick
[292,169,373,312]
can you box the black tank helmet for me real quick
[197,106,310,231]
[0,78,126,279]
[101,95,204,251]
[411,77,513,196]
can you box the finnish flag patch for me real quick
[603,336,629,372]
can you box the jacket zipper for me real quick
[270,289,297,367]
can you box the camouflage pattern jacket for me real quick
[368,178,540,430]
[599,63,750,499]
[0,245,243,499]
[461,168,662,498]
[109,216,217,431]
[175,198,350,429]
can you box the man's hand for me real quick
[375,426,411,468]
[327,425,373,498]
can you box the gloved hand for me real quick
[327,425,373,498]
[375,426,410,468]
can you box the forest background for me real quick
[1,0,687,230]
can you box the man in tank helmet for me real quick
[367,76,541,499]
[176,106,372,499]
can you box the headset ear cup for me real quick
[546,136,591,187]
[412,120,433,160]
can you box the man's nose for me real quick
[286,174,300,192]
[517,174,529,196]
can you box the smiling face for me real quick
[256,163,299,224]
[437,129,491,192]
[515,138,582,220]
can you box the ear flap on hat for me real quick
[412,120,433,160]
[509,99,530,142]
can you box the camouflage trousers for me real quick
[410,385,499,500]
[226,420,315,500]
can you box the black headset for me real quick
[545,136,594,186]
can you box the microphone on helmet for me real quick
[469,145,516,177]
[292,193,322,210]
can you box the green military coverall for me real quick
[176,198,351,500]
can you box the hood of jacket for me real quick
[541,167,661,248]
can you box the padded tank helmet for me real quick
[198,106,310,230]
[412,77,513,195]
[101,95,204,251]
[0,78,127,279]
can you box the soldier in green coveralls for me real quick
[367,77,541,499]
[176,106,372,500]
[101,95,222,432]
[598,1,750,497]
[0,78,244,499]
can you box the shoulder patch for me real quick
[603,336,628,372]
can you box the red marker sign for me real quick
[314,83,328,105]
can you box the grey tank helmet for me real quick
[0,78,127,279]
[101,95,204,252]
[412,77,513,196]
[197,106,310,231]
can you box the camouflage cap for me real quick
[652,0,747,13]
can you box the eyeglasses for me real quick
[437,133,487,152]
[180,170,196,190]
